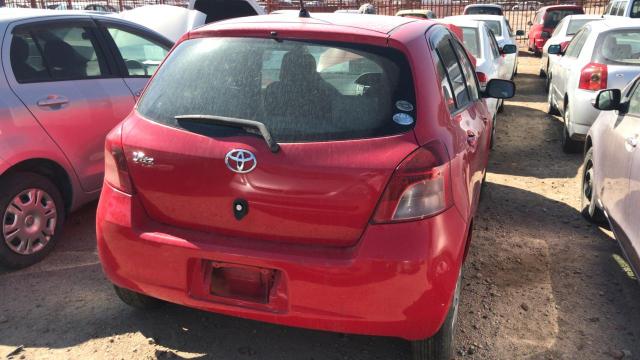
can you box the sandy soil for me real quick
[1,55,639,360]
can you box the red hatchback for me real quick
[97,13,514,359]
[528,5,584,55]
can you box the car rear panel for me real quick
[122,115,418,247]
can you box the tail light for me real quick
[104,125,133,194]
[476,72,488,87]
[373,141,453,224]
[579,63,608,91]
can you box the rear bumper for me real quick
[97,184,469,341]
[568,90,600,139]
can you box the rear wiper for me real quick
[175,115,280,153]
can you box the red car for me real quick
[527,5,584,55]
[97,13,514,359]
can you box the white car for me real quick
[446,14,523,78]
[115,0,265,42]
[540,14,602,80]
[439,17,517,147]
[603,0,640,17]
[547,19,640,153]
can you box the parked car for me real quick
[528,5,584,56]
[511,1,541,11]
[603,0,640,18]
[84,3,119,12]
[97,13,514,360]
[396,9,437,19]
[447,14,523,77]
[0,8,172,268]
[539,14,603,80]
[440,17,517,147]
[547,19,640,153]
[582,80,640,279]
[463,3,503,15]
[115,0,265,42]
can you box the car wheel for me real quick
[490,115,497,150]
[114,285,164,310]
[546,82,560,115]
[497,99,505,113]
[545,71,551,93]
[581,148,607,224]
[561,105,581,153]
[411,270,461,360]
[539,68,545,78]
[0,172,65,269]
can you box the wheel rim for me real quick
[3,188,57,255]
[583,162,594,205]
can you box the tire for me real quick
[0,172,65,269]
[545,71,551,94]
[561,105,581,153]
[539,68,545,78]
[497,99,505,113]
[114,285,164,310]
[411,270,461,360]
[490,115,497,150]
[546,82,560,116]
[581,148,607,224]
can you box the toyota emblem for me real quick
[225,149,257,174]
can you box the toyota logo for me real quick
[225,149,257,174]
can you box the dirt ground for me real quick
[1,55,639,360]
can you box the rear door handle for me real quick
[626,136,638,148]
[37,95,69,107]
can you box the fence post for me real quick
[118,0,123,11]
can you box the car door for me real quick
[4,18,136,192]
[431,29,488,216]
[96,20,172,100]
[487,30,508,80]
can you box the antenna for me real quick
[299,0,310,18]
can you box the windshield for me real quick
[461,27,481,58]
[480,20,502,37]
[138,38,416,143]
[466,7,502,15]
[566,19,600,35]
[544,9,583,28]
[598,30,640,65]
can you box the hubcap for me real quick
[584,163,594,203]
[3,188,57,255]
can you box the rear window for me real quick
[596,30,640,65]
[481,20,502,37]
[544,9,583,28]
[461,27,481,58]
[137,38,416,143]
[566,19,600,35]
[466,7,503,15]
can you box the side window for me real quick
[604,1,613,14]
[433,53,456,112]
[107,26,169,77]
[617,1,628,15]
[11,25,108,82]
[487,29,501,59]
[632,0,640,17]
[436,38,470,109]
[565,29,589,57]
[628,82,640,115]
[10,31,50,83]
[451,39,480,102]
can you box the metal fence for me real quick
[1,0,610,45]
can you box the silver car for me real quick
[583,80,640,278]
[547,19,640,153]
[0,9,172,268]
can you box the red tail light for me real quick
[373,141,453,224]
[104,125,133,194]
[476,72,488,87]
[579,63,608,91]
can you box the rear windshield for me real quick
[461,27,481,58]
[544,10,583,28]
[466,7,503,15]
[137,38,416,143]
[566,19,600,35]
[480,20,502,37]
[596,30,640,65]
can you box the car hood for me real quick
[113,5,206,42]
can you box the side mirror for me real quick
[483,79,516,99]
[593,89,623,111]
[516,30,525,36]
[548,44,562,55]
[501,44,518,55]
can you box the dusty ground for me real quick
[1,55,639,360]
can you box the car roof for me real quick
[193,13,425,36]
[564,14,605,20]
[539,5,584,11]
[0,7,106,22]
[587,18,640,32]
[450,14,505,21]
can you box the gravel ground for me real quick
[1,54,639,360]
